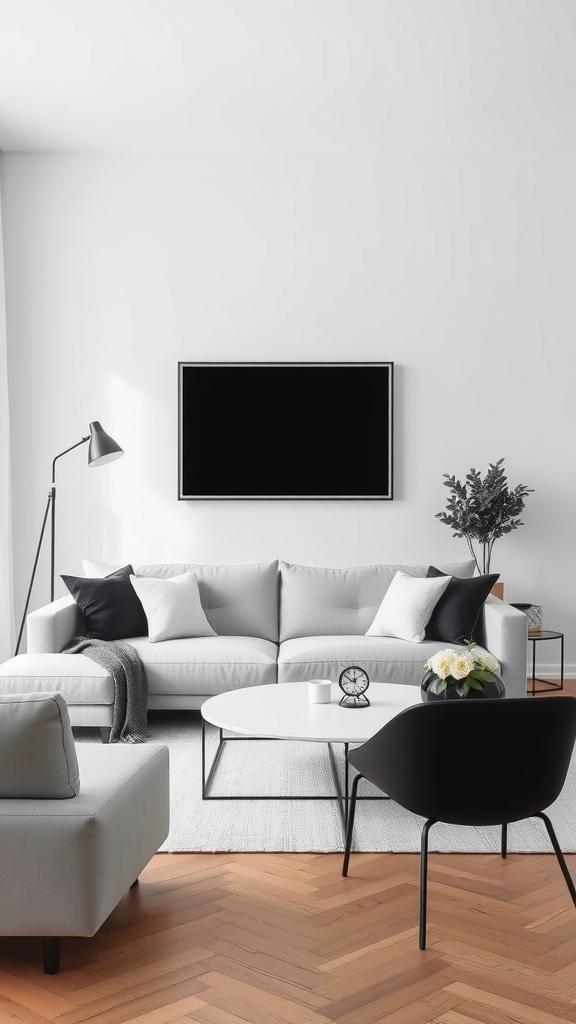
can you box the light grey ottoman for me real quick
[0,692,169,973]
[0,654,114,741]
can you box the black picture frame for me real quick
[178,361,394,500]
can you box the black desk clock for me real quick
[338,666,371,708]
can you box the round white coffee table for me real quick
[201,681,422,833]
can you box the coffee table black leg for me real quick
[202,719,225,798]
[202,728,358,843]
[327,743,347,839]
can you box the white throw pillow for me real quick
[366,570,452,643]
[130,572,217,643]
[82,559,125,578]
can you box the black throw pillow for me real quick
[61,565,148,641]
[424,566,500,644]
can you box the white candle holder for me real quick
[308,680,332,704]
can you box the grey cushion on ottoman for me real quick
[0,691,79,798]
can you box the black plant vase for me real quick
[421,669,505,702]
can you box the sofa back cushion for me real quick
[131,561,280,642]
[0,692,80,798]
[279,559,476,641]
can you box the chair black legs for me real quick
[342,782,576,950]
[419,819,436,950]
[41,936,60,974]
[342,773,363,877]
[537,812,576,907]
[418,813,576,951]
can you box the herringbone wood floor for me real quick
[1,681,575,1024]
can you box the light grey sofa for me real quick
[5,558,528,731]
[0,691,169,973]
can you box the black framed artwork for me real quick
[178,361,394,500]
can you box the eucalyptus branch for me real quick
[465,535,481,576]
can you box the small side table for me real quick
[527,629,564,695]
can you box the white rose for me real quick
[474,649,499,673]
[451,652,475,680]
[429,649,457,679]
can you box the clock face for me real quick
[339,666,370,696]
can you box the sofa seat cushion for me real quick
[0,654,114,706]
[278,635,467,687]
[126,635,278,696]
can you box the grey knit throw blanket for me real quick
[63,637,151,743]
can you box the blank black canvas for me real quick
[178,362,394,499]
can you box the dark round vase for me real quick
[421,669,505,702]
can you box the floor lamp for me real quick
[14,421,124,656]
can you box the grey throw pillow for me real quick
[0,692,80,798]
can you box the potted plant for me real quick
[422,642,503,701]
[435,458,533,574]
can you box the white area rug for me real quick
[75,710,576,855]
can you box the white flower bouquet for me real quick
[423,641,500,697]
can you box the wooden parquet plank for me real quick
[211,922,319,969]
[205,951,329,1010]
[427,877,528,918]
[316,942,445,1006]
[213,909,319,952]
[207,938,321,990]
[55,968,207,1024]
[81,915,225,964]
[321,966,448,1024]
[445,983,576,1023]
[73,931,219,980]
[348,992,463,1024]
[222,864,318,896]
[434,1012,507,1024]
[314,890,418,944]
[316,874,416,911]
[433,939,567,998]
[427,905,562,954]
[0,968,77,1017]
[434,935,562,973]
[444,1001,566,1024]
[66,956,209,1006]
[187,1007,276,1024]
[0,995,54,1023]
[199,970,331,1024]
[61,994,208,1024]
[319,927,420,971]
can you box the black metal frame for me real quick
[201,719,388,839]
[178,361,394,500]
[528,630,564,695]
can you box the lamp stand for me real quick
[14,436,89,657]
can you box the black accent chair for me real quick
[342,696,576,949]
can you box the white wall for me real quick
[2,152,575,674]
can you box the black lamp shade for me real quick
[87,421,124,467]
